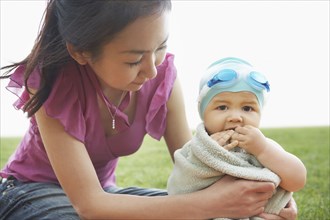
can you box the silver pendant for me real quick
[112,119,115,129]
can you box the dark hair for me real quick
[0,0,171,117]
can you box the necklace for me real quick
[107,91,128,129]
[85,66,129,130]
[96,89,129,130]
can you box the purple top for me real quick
[1,53,177,188]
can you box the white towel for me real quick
[167,123,292,220]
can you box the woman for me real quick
[0,1,297,219]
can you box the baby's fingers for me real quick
[211,130,235,146]
[223,140,239,150]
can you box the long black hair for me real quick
[0,0,171,117]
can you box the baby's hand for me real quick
[231,125,267,156]
[210,130,239,150]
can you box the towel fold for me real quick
[167,123,292,220]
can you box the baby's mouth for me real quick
[225,127,237,131]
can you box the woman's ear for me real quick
[66,43,89,65]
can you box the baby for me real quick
[167,57,306,220]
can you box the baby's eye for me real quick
[242,106,253,112]
[217,105,228,111]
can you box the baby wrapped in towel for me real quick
[167,57,306,220]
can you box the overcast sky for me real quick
[1,1,329,137]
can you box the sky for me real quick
[1,1,329,137]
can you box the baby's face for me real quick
[203,91,261,135]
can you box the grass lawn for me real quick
[1,126,329,219]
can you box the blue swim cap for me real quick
[198,57,270,120]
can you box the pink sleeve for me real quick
[6,64,86,143]
[43,66,86,142]
[6,65,42,110]
[145,53,177,140]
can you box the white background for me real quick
[1,1,329,137]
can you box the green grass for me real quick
[1,126,329,219]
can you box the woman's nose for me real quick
[140,56,157,80]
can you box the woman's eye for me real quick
[217,105,227,111]
[126,60,142,68]
[242,106,253,112]
[157,45,167,52]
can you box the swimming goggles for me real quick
[198,65,270,119]
[207,68,270,92]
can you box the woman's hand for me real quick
[200,175,275,219]
[257,198,297,220]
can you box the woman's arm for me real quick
[164,78,192,160]
[34,105,201,219]
[35,105,276,219]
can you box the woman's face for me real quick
[84,12,170,92]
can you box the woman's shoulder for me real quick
[43,62,92,142]
[143,53,177,140]
[156,53,176,76]
[147,53,177,88]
